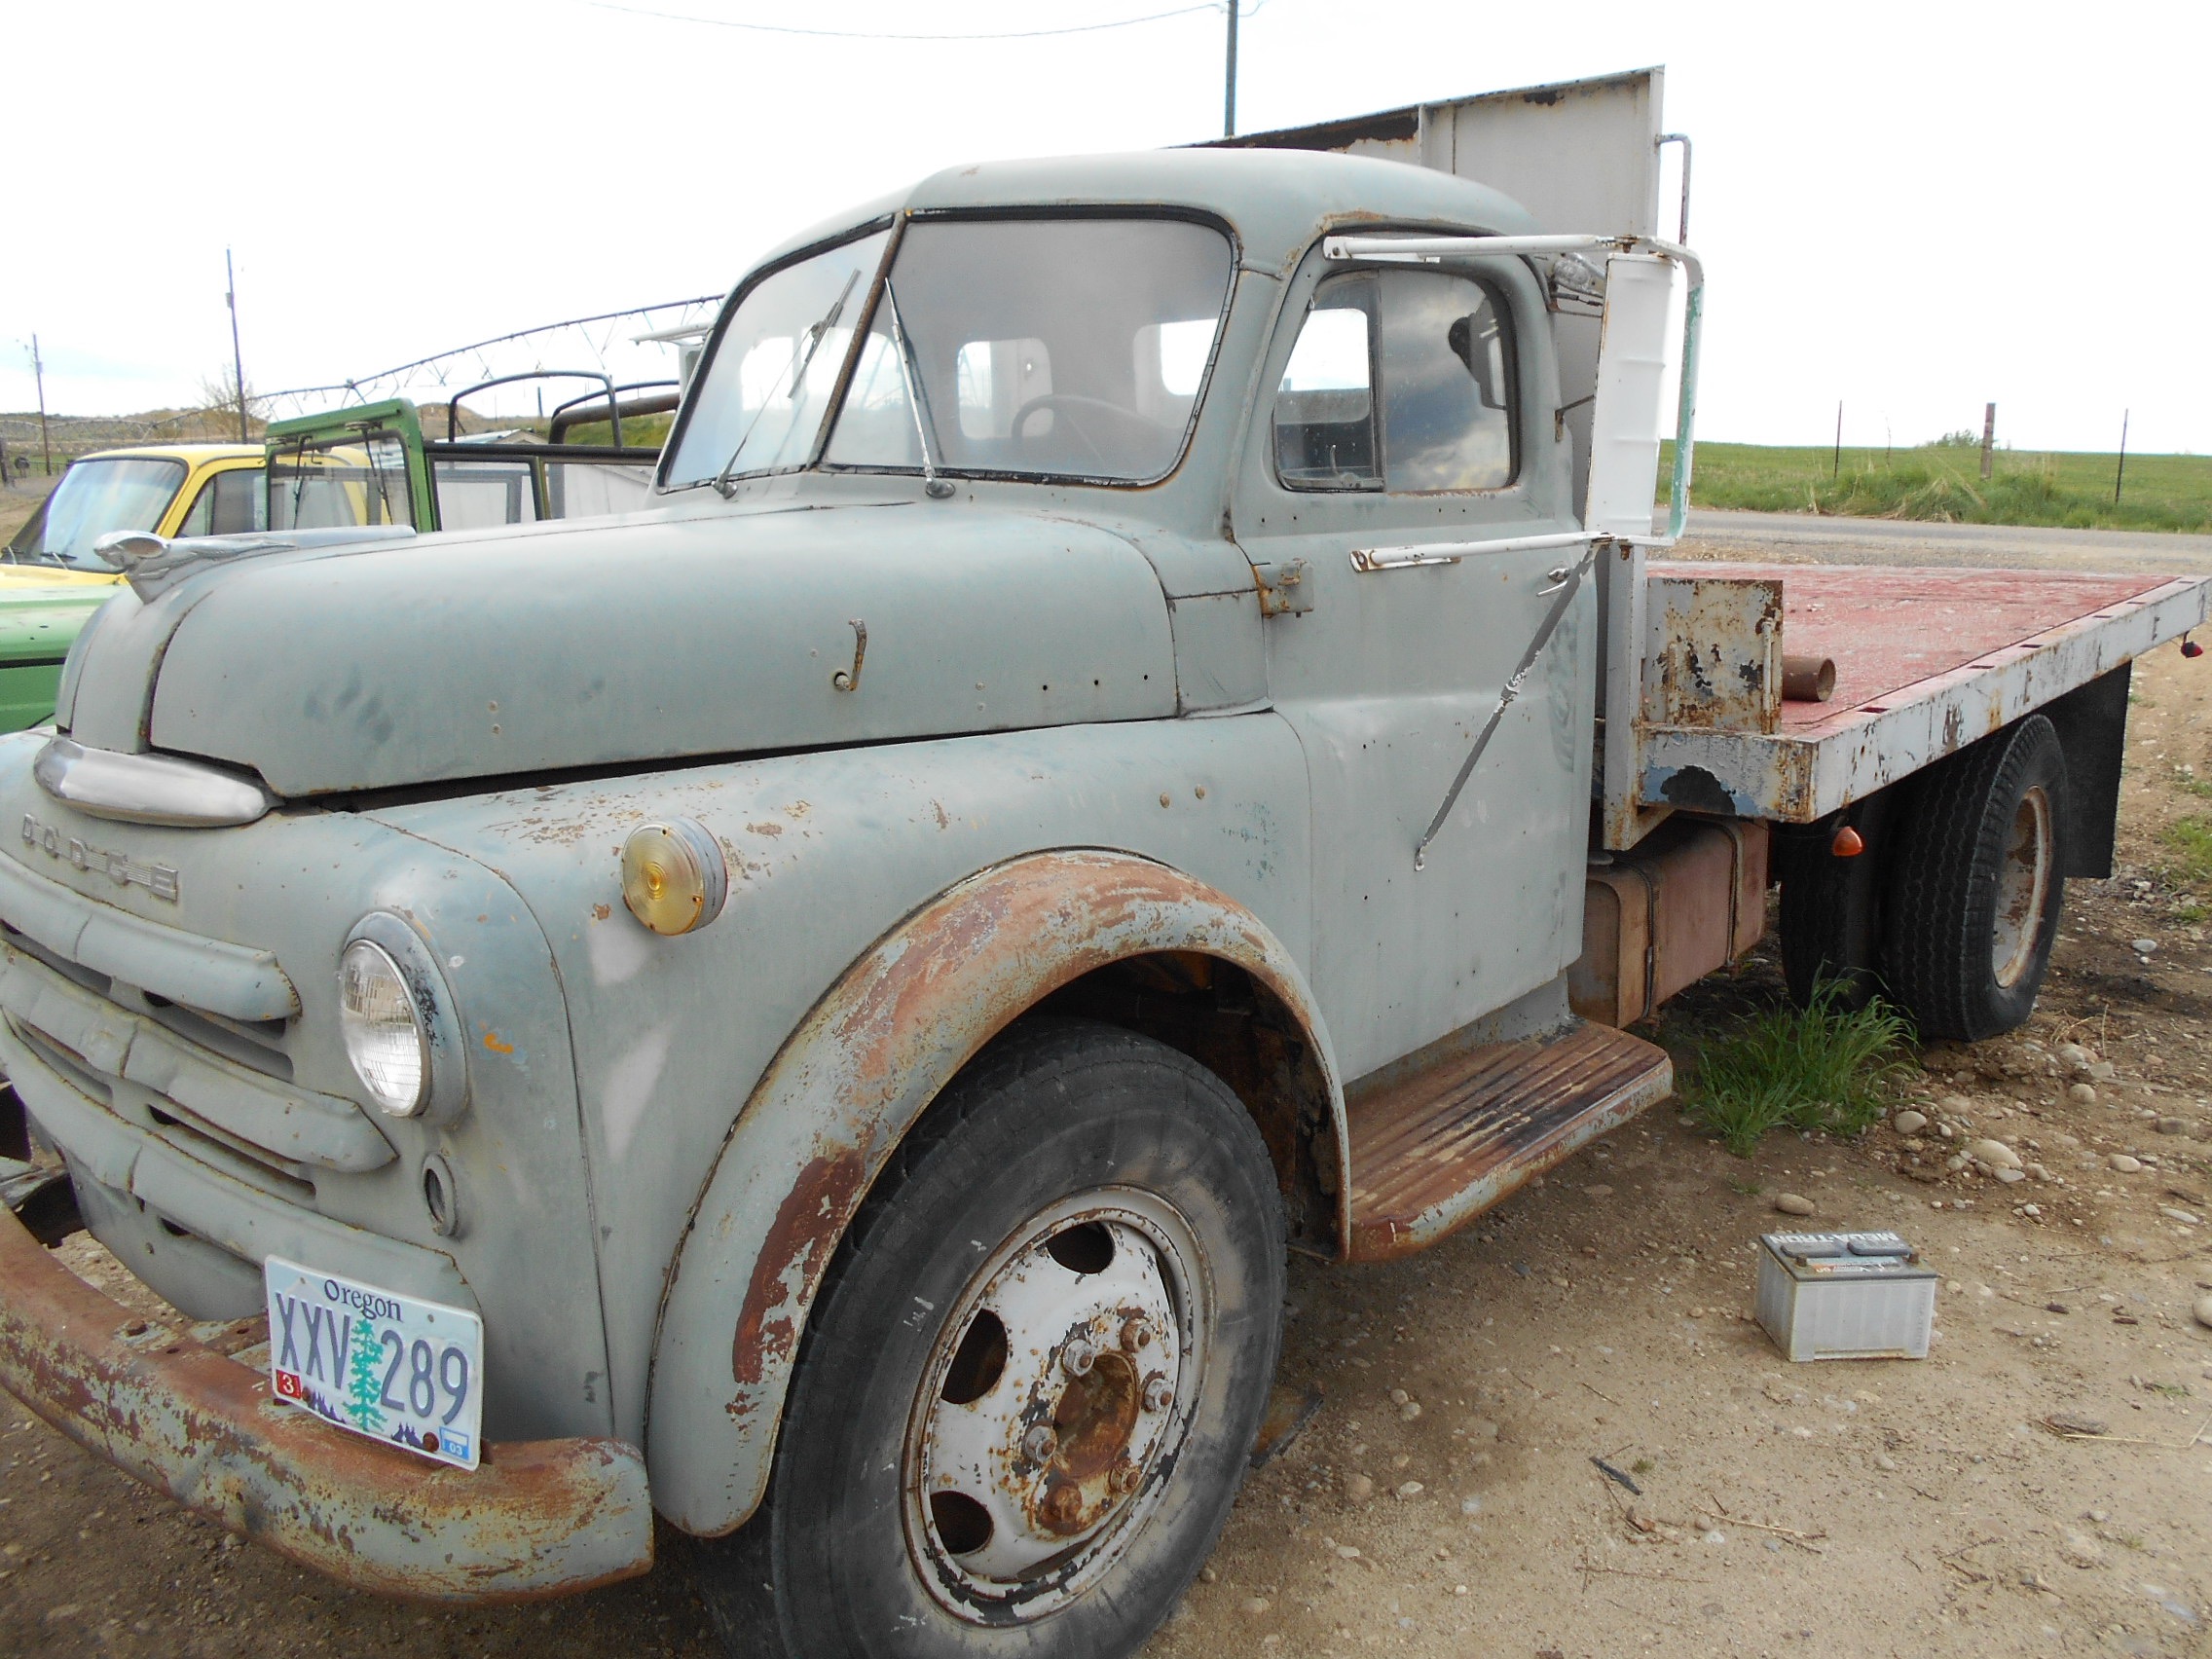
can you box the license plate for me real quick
[264,1257,484,1470]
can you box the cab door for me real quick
[1233,246,1593,1081]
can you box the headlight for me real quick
[340,939,428,1116]
[338,913,466,1123]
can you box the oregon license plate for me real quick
[264,1257,484,1470]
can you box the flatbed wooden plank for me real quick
[1638,563,2212,824]
[1345,1023,1671,1262]
[1661,563,2166,730]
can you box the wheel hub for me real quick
[904,1192,1199,1619]
[1990,784,2053,988]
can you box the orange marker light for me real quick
[1830,826,1865,858]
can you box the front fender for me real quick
[644,848,1343,1536]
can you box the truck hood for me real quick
[59,502,1183,797]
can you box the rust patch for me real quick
[730,1152,867,1390]
[482,1031,515,1055]
[0,1208,651,1601]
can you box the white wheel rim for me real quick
[1990,784,2053,988]
[902,1187,1208,1624]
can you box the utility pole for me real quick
[30,334,51,476]
[226,248,249,443]
[1223,0,1237,138]
[2114,408,2129,506]
[1979,401,1995,481]
[1831,401,1842,479]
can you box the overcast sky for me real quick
[4,0,2202,452]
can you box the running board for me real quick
[1345,1022,1674,1263]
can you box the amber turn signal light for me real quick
[1830,825,1865,858]
[621,820,728,936]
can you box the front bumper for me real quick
[0,1204,654,1602]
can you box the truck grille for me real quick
[0,888,392,1193]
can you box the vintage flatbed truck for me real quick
[1,70,2207,1659]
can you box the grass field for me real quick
[1663,439,2212,533]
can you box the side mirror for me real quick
[1583,254,1679,542]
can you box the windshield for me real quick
[664,229,891,488]
[5,457,187,570]
[268,431,417,531]
[826,218,1232,483]
[666,216,1235,490]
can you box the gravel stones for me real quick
[2155,1117,2189,1135]
[2131,938,2157,955]
[2057,1042,2094,1073]
[2194,1294,2212,1331]
[1892,1110,1929,1136]
[1344,1473,1375,1505]
[1969,1138,2023,1170]
[2068,1083,2098,1105]
[2110,1154,2143,1173]
[1773,1193,1816,1217]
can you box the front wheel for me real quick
[696,1019,1286,1659]
[1882,714,2069,1041]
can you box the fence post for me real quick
[1832,402,1842,480]
[1979,402,1995,482]
[2114,409,2128,506]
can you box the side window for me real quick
[1274,267,1517,494]
[1274,286,1377,489]
[174,468,267,537]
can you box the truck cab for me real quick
[0,444,264,729]
[0,107,2202,1659]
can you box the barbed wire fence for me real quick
[3,293,722,481]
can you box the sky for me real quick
[3,0,2204,452]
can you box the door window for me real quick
[175,467,267,537]
[1274,268,1517,495]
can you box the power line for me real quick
[583,0,1226,42]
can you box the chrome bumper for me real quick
[0,1204,654,1602]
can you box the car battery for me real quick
[1754,1231,1936,1361]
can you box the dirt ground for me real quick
[0,475,58,546]
[4,551,2211,1658]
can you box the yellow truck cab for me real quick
[0,444,264,728]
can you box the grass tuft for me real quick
[1683,983,1914,1158]
[2161,816,2212,889]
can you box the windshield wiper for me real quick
[881,280,953,499]
[712,269,863,498]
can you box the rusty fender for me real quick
[0,1205,653,1601]
[642,848,1343,1537]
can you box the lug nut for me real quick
[1021,1425,1059,1463]
[1041,1482,1086,1534]
[1061,1339,1097,1378]
[1108,1458,1140,1495]
[1142,1372,1172,1413]
[1119,1317,1151,1352]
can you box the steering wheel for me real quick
[1011,394,1158,470]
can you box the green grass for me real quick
[2161,816,2212,889]
[1661,440,2212,534]
[1683,984,1914,1158]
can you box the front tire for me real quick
[696,1019,1285,1659]
[1882,715,2068,1041]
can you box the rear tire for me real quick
[694,1019,1285,1659]
[1882,716,2068,1041]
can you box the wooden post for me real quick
[31,334,51,476]
[1832,401,1842,479]
[2114,409,2129,505]
[1979,402,1995,481]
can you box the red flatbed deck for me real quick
[1640,562,2212,823]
